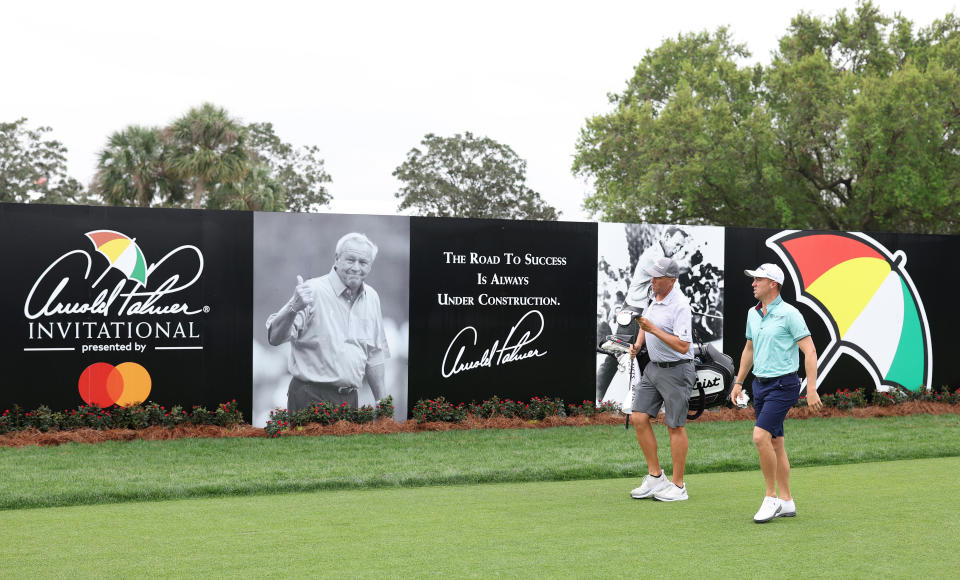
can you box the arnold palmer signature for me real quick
[24,246,205,319]
[441,309,548,378]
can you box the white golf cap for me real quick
[744,263,784,285]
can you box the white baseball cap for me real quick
[744,263,785,285]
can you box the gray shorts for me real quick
[632,361,696,427]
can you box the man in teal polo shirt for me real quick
[731,263,822,523]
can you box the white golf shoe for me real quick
[653,482,688,502]
[630,473,670,499]
[754,496,782,523]
[776,499,796,518]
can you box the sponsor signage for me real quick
[723,227,959,393]
[408,217,597,405]
[0,204,253,414]
[3,203,959,419]
[768,230,932,392]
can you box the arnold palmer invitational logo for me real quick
[23,229,209,359]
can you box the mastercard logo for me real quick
[78,362,152,407]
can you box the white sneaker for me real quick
[653,482,688,502]
[754,496,781,523]
[777,499,796,518]
[630,473,670,499]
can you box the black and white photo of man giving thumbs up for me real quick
[266,232,389,412]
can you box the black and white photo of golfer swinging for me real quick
[596,223,726,411]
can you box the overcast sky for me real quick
[3,0,957,221]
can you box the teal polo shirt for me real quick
[745,294,810,378]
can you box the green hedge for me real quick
[0,400,244,434]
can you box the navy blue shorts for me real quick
[753,373,800,438]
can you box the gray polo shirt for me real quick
[266,268,389,387]
[643,284,694,363]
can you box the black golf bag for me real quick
[688,341,735,419]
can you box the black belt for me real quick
[650,359,692,368]
[756,372,797,384]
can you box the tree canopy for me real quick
[0,118,90,205]
[90,104,332,212]
[164,103,250,210]
[394,132,558,221]
[573,1,960,234]
[246,122,332,213]
[93,125,184,207]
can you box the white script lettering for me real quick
[24,246,206,319]
[441,309,548,378]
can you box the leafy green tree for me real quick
[163,103,250,210]
[91,125,185,207]
[765,4,960,233]
[0,118,89,205]
[574,28,774,227]
[394,132,558,220]
[574,1,960,234]
[246,122,332,213]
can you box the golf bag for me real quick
[688,340,735,419]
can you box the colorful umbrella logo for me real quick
[768,231,932,392]
[85,230,149,287]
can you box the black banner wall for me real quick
[3,201,958,421]
[0,203,253,416]
[724,227,959,394]
[408,217,597,406]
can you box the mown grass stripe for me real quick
[1,414,958,510]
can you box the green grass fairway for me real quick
[3,414,959,509]
[2,457,957,578]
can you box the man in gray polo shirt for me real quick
[627,257,696,502]
[266,232,389,413]
[596,227,690,402]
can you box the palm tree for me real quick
[163,103,249,209]
[209,164,286,211]
[93,126,180,207]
